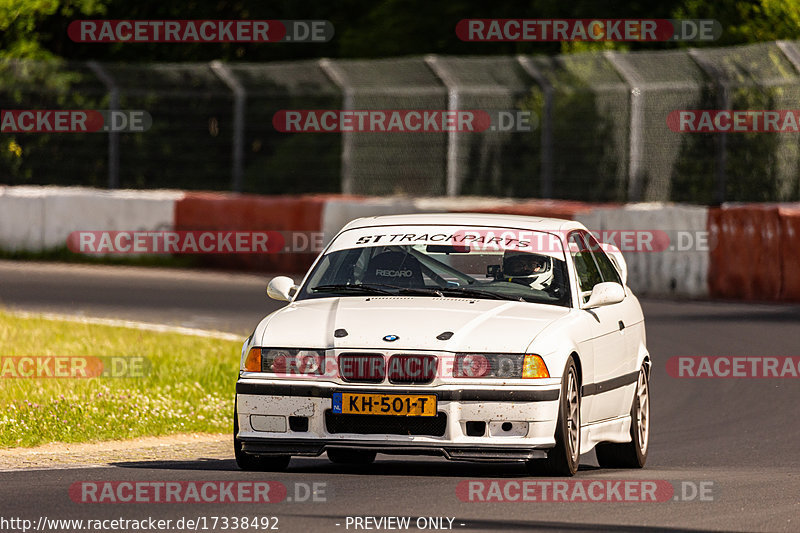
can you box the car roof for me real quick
[340,212,586,234]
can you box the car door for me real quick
[585,232,643,384]
[568,231,629,423]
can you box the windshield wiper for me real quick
[310,284,394,295]
[354,283,445,297]
[397,287,444,297]
[438,286,524,302]
[311,283,523,302]
[311,283,449,297]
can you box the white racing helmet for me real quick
[501,251,554,290]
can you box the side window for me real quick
[569,233,602,297]
[583,232,622,285]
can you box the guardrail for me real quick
[2,185,798,301]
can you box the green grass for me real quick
[0,312,242,448]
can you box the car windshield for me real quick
[296,226,572,307]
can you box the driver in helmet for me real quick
[501,251,554,290]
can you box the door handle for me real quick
[619,320,625,331]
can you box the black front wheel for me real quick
[527,356,580,477]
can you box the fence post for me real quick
[688,49,728,205]
[605,51,643,202]
[517,56,553,199]
[210,61,246,193]
[425,55,461,197]
[86,61,119,189]
[319,59,353,194]
[776,41,800,72]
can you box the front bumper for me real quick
[235,380,561,462]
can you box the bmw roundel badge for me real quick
[382,334,399,342]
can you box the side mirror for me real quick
[267,276,297,302]
[582,282,625,309]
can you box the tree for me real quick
[674,0,800,46]
[0,0,109,60]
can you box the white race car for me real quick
[234,214,650,476]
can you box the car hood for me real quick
[254,296,571,353]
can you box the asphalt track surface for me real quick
[1,260,799,532]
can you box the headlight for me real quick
[246,348,326,375]
[454,353,549,379]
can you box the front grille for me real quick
[338,353,385,383]
[388,354,438,384]
[324,410,447,437]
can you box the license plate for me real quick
[332,392,437,417]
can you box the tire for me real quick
[327,448,377,465]
[527,356,580,477]
[233,403,291,472]
[595,364,650,469]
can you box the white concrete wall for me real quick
[0,187,47,251]
[0,186,184,252]
[576,203,709,298]
[0,187,711,299]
